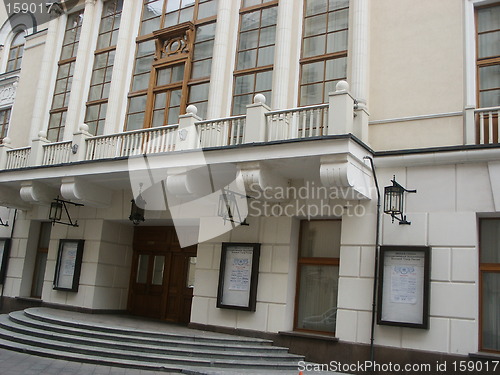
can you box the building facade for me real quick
[0,0,499,369]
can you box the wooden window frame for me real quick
[126,0,217,131]
[298,0,349,107]
[475,3,500,109]
[294,219,341,335]
[479,218,500,353]
[0,107,11,143]
[6,31,25,72]
[48,10,84,142]
[231,1,278,115]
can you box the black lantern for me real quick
[218,188,249,226]
[384,176,416,225]
[49,197,83,227]
[129,193,146,225]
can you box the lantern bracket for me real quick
[49,197,83,227]
[218,188,252,226]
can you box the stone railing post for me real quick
[29,131,51,166]
[176,105,202,151]
[71,124,93,162]
[464,105,476,145]
[328,81,355,136]
[245,94,270,143]
[0,138,13,170]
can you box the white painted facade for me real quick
[0,0,498,364]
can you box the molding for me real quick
[236,161,290,202]
[369,111,463,125]
[0,185,30,209]
[60,176,112,207]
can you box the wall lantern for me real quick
[384,176,416,225]
[49,197,83,227]
[218,188,250,226]
[129,193,146,225]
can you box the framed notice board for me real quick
[53,240,85,292]
[217,242,260,311]
[377,246,430,329]
[0,238,11,285]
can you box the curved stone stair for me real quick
[0,308,307,374]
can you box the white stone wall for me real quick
[191,216,298,333]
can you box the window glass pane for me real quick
[479,31,500,59]
[191,60,212,79]
[326,30,348,54]
[172,64,185,82]
[237,50,257,70]
[141,17,161,35]
[480,65,500,91]
[152,255,165,285]
[129,95,148,113]
[300,83,323,106]
[302,61,323,84]
[297,265,339,333]
[196,23,216,42]
[157,68,172,86]
[155,92,167,108]
[138,40,156,57]
[241,11,261,32]
[301,221,341,258]
[232,94,253,115]
[152,109,165,127]
[136,254,149,283]
[329,0,349,10]
[85,104,99,122]
[235,74,254,95]
[166,0,181,12]
[179,7,194,23]
[170,89,182,107]
[261,6,277,27]
[478,5,500,33]
[325,57,347,80]
[257,45,274,66]
[259,26,276,47]
[481,220,500,263]
[189,82,210,102]
[480,90,500,108]
[187,257,196,288]
[193,40,214,60]
[167,106,180,124]
[198,0,217,19]
[303,35,325,58]
[328,9,348,32]
[132,73,150,91]
[239,29,259,50]
[304,14,327,37]
[482,272,500,351]
[255,70,272,91]
[306,0,328,16]
[127,113,145,131]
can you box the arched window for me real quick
[6,31,25,72]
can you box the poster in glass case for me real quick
[53,240,84,292]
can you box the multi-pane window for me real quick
[479,219,500,353]
[85,0,123,135]
[232,1,277,115]
[476,4,500,108]
[299,0,348,106]
[0,108,11,142]
[6,32,25,72]
[47,11,84,142]
[126,0,217,131]
[295,220,341,334]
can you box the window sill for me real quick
[278,330,339,342]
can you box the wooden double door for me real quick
[128,227,197,324]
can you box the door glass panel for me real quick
[300,220,341,258]
[152,255,165,285]
[187,256,196,288]
[296,265,339,333]
[136,254,149,283]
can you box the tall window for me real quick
[299,0,348,106]
[125,0,217,131]
[0,108,11,143]
[476,4,500,108]
[295,220,341,334]
[85,0,123,135]
[479,219,500,353]
[47,11,84,142]
[232,0,277,115]
[6,31,25,72]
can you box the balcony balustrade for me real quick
[475,106,500,145]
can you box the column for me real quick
[206,0,237,119]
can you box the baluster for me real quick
[479,113,485,144]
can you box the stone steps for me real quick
[0,308,307,374]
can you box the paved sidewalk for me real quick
[0,348,180,375]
